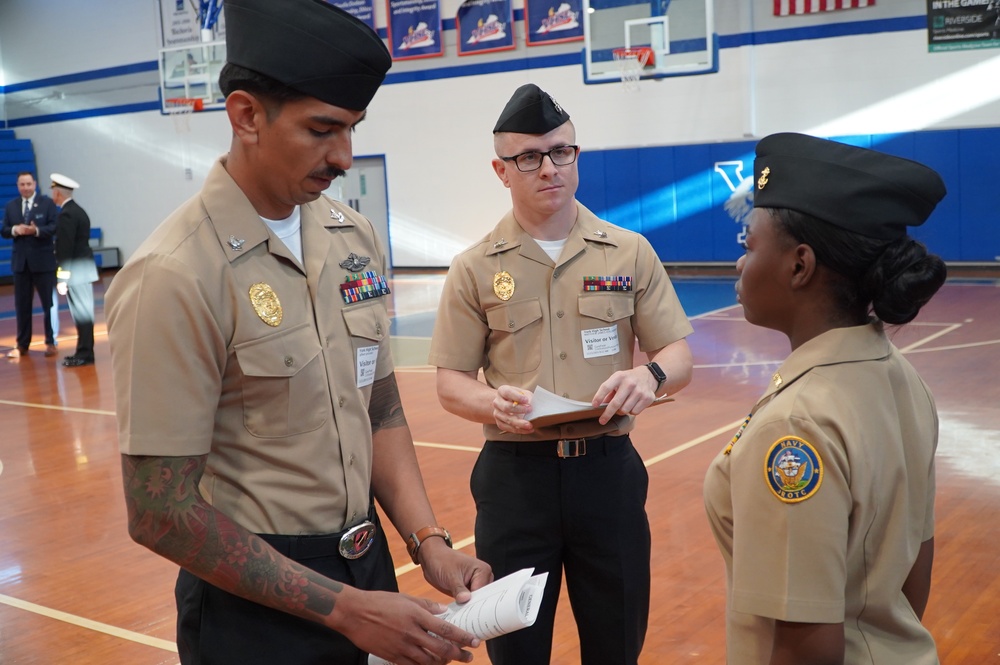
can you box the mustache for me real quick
[310,167,347,180]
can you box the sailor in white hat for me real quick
[50,173,98,366]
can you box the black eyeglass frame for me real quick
[500,145,580,172]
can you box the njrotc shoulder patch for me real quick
[765,436,823,503]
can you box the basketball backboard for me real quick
[583,0,716,85]
[159,41,228,113]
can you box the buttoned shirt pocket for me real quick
[234,322,327,438]
[485,298,543,374]
[341,301,390,344]
[578,293,635,366]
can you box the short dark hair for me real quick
[218,62,308,120]
[17,171,35,181]
[769,207,947,326]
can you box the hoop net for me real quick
[165,97,203,134]
[612,47,654,93]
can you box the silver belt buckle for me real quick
[557,438,587,458]
[339,520,376,560]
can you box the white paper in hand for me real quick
[368,568,548,665]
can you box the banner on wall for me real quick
[457,0,516,55]
[332,0,378,31]
[773,0,874,16]
[927,0,1000,52]
[160,0,227,47]
[524,0,583,46]
[387,0,444,60]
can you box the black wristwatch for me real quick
[645,362,667,392]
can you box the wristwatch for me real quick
[406,526,453,565]
[645,362,667,392]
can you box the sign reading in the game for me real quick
[927,0,1000,52]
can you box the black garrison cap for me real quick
[753,133,946,240]
[224,0,391,111]
[493,83,571,134]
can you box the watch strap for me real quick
[645,361,667,391]
[406,526,452,564]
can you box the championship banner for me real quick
[331,0,377,31]
[927,0,1000,52]
[387,0,444,60]
[524,0,583,46]
[457,0,515,56]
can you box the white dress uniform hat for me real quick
[50,173,80,190]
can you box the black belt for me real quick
[258,509,377,561]
[486,434,630,458]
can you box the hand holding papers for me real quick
[368,568,549,665]
[526,386,673,428]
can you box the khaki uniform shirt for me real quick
[704,324,938,664]
[428,202,693,441]
[107,158,393,535]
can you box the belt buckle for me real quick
[339,520,376,560]
[557,438,587,458]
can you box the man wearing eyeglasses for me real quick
[428,83,694,665]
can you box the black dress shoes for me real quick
[63,355,95,367]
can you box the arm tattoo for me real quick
[369,373,409,433]
[121,454,344,618]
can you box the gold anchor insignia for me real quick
[493,271,515,301]
[757,166,771,190]
[772,372,782,387]
[249,283,283,327]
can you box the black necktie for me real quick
[23,199,30,218]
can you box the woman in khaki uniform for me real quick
[704,133,947,664]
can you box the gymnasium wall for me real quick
[0,0,998,267]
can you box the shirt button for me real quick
[351,511,358,521]
[553,270,560,278]
[339,397,345,407]
[376,323,382,335]
[607,308,614,317]
[556,310,564,318]
[559,351,567,360]
[508,321,515,328]
[284,356,294,367]
[349,454,355,465]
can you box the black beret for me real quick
[493,84,571,134]
[224,0,391,111]
[753,133,946,240]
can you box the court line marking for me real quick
[0,592,178,653]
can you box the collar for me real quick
[201,157,358,265]
[758,323,891,403]
[485,201,619,265]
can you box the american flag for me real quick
[774,0,875,16]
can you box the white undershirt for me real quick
[260,206,303,265]
[534,237,568,263]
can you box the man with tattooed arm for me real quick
[105,1,491,663]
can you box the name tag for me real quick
[356,345,378,387]
[581,324,620,359]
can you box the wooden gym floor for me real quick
[0,268,998,664]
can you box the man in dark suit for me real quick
[1,171,59,358]
[50,173,98,367]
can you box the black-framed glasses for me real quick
[500,145,579,172]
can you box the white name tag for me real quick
[581,324,620,359]
[356,345,379,387]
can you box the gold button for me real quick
[556,310,564,318]
[559,351,567,360]
[284,356,294,367]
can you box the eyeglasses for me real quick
[500,145,579,172]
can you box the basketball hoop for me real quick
[165,97,203,134]
[612,47,655,93]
